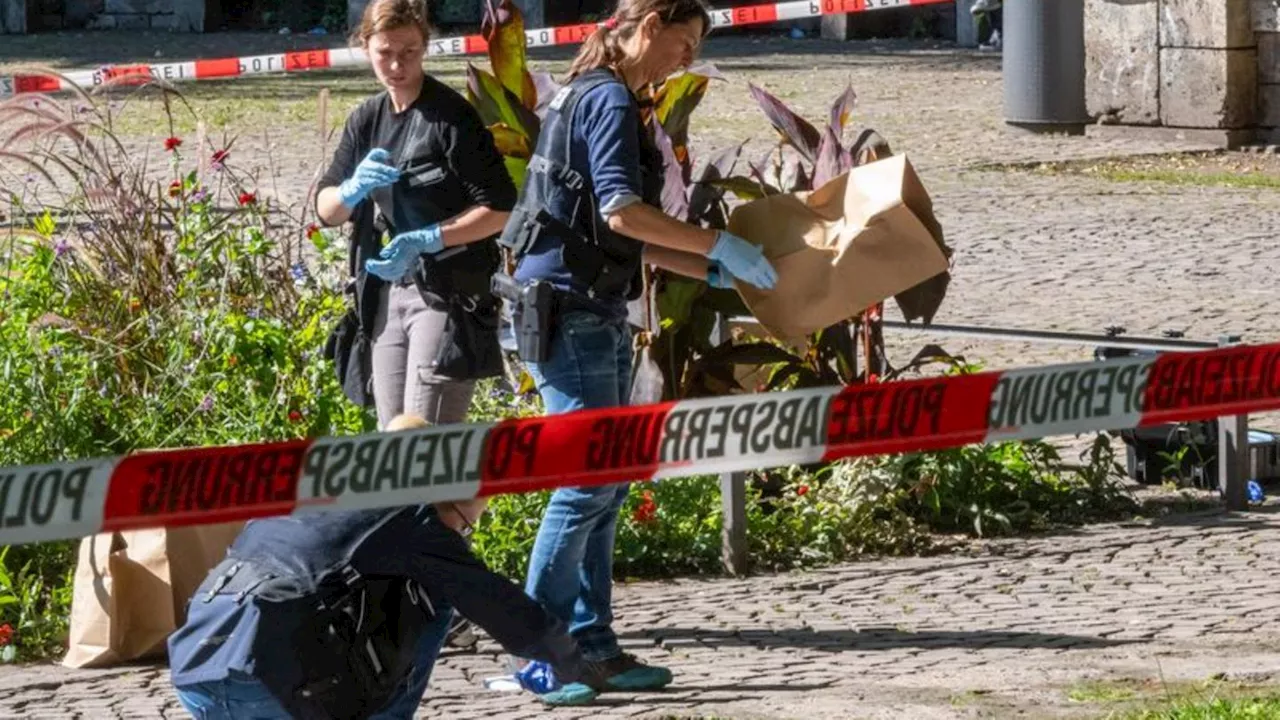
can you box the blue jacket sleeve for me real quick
[575,83,644,218]
[373,510,588,683]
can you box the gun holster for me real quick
[491,274,556,364]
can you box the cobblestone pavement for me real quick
[6,509,1280,719]
[5,33,1280,720]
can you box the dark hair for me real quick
[350,0,432,47]
[566,0,712,80]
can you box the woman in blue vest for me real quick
[499,0,778,692]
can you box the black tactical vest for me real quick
[499,67,664,302]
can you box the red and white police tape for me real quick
[0,0,951,99]
[1,340,1277,548]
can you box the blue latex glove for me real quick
[706,261,735,290]
[707,230,778,290]
[515,660,598,706]
[364,224,443,281]
[338,148,401,209]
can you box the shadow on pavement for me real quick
[1143,503,1280,530]
[620,627,1137,653]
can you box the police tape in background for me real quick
[0,0,950,99]
[1,340,1278,548]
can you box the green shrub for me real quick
[0,88,362,661]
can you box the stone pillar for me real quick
[1158,0,1256,130]
[1256,0,1280,141]
[0,0,25,33]
[1085,0,1160,124]
[954,0,979,47]
[172,0,201,31]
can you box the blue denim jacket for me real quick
[168,506,585,698]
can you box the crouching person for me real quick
[166,414,599,719]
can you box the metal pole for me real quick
[713,313,749,575]
[1217,336,1249,511]
[729,317,1227,353]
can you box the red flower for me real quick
[168,180,182,198]
[164,136,182,152]
[632,490,658,525]
[797,485,810,497]
[288,410,303,423]
[238,192,256,206]
[305,223,320,239]
[0,624,13,646]
[866,373,880,384]
[211,149,229,165]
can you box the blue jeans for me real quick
[524,310,633,662]
[174,604,453,720]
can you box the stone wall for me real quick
[0,0,25,33]
[1086,0,1280,142]
[1257,0,1280,140]
[2,0,204,31]
[85,0,181,30]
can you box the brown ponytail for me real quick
[566,0,713,81]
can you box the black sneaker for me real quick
[592,652,673,691]
[445,615,477,650]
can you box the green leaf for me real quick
[465,64,539,142]
[489,124,531,158]
[654,72,710,155]
[656,276,703,332]
[709,176,776,201]
[748,82,821,163]
[503,156,528,193]
[481,0,538,110]
[766,363,802,391]
[32,210,55,240]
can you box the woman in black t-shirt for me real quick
[314,0,516,698]
[316,0,516,435]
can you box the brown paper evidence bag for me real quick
[726,153,951,344]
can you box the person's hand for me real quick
[706,261,736,290]
[338,148,401,209]
[364,224,443,281]
[515,660,598,706]
[706,230,778,290]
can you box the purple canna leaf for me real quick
[747,82,822,163]
[531,71,563,118]
[688,141,745,228]
[652,117,690,221]
[693,140,745,185]
[827,85,857,138]
[813,125,849,188]
[848,128,894,167]
[779,153,805,193]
